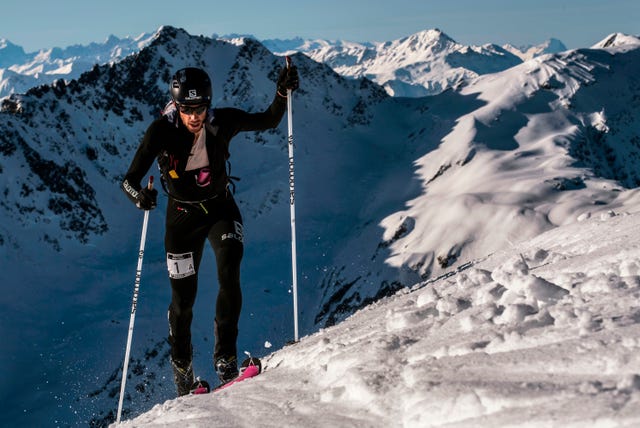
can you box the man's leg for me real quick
[209,218,244,382]
[165,201,207,394]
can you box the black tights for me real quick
[165,197,244,362]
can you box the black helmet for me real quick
[170,67,212,105]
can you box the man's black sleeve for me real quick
[121,120,163,205]
[220,93,288,134]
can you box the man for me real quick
[121,63,299,395]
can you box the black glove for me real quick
[136,187,158,210]
[277,65,299,97]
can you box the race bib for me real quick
[167,252,196,279]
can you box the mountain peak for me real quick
[390,28,458,52]
[154,25,181,40]
[543,37,567,51]
[503,38,567,61]
[0,38,27,67]
[0,38,16,49]
[593,32,640,49]
[415,28,456,43]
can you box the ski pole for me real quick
[117,176,153,423]
[285,56,300,342]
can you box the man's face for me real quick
[178,104,208,133]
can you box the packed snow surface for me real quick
[117,205,640,427]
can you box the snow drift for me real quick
[118,204,640,427]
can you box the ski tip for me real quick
[189,379,211,395]
[241,356,262,374]
[243,364,260,378]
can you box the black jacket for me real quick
[122,94,287,204]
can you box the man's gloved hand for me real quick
[136,187,158,210]
[277,65,299,97]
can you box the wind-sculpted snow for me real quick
[118,208,640,427]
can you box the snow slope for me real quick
[117,203,640,427]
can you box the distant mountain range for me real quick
[0,33,156,97]
[262,30,566,96]
[1,28,568,98]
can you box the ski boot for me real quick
[171,357,195,396]
[214,355,239,385]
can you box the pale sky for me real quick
[2,0,639,52]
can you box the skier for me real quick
[121,64,299,395]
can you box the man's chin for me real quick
[187,123,202,133]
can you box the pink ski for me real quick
[189,357,261,395]
[214,363,260,392]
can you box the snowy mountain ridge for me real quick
[2,27,568,99]
[593,32,640,50]
[0,31,155,97]
[0,25,640,427]
[503,37,568,61]
[263,29,556,97]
